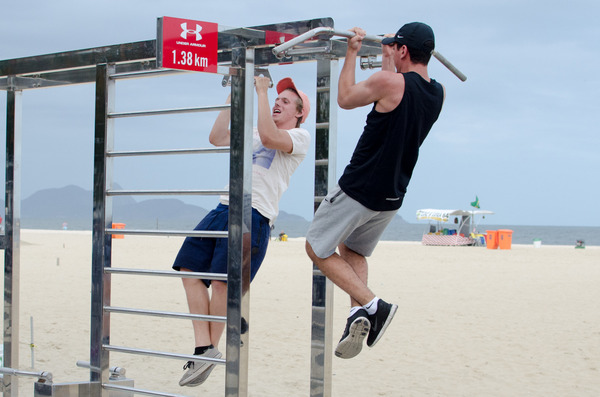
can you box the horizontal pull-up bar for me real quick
[272,27,381,58]
[272,27,467,82]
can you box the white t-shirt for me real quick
[220,127,310,225]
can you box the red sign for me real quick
[264,30,297,45]
[159,17,218,73]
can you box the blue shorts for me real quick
[172,203,271,287]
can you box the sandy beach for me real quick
[11,229,600,396]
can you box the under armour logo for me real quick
[180,22,202,41]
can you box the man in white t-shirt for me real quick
[173,76,310,387]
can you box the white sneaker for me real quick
[179,347,222,387]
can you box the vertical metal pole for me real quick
[90,63,115,397]
[3,87,22,397]
[310,59,338,397]
[225,46,254,397]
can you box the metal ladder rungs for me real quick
[108,104,230,119]
[106,189,228,196]
[105,229,228,238]
[104,306,227,323]
[110,68,191,80]
[108,147,230,157]
[0,367,52,382]
[103,383,190,397]
[103,345,226,365]
[109,65,230,81]
[105,267,228,281]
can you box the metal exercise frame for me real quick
[0,16,436,397]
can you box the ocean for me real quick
[19,219,599,248]
[380,223,600,247]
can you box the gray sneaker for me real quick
[179,347,222,387]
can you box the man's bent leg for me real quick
[306,241,374,306]
[338,243,369,307]
[337,243,398,348]
[181,269,212,347]
[307,241,398,356]
[209,280,227,347]
[183,281,227,387]
[307,242,373,359]
[180,270,223,387]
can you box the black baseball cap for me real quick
[381,22,435,53]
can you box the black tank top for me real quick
[338,72,444,211]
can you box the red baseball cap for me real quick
[276,77,310,124]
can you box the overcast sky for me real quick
[1,1,599,226]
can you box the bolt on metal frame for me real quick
[0,17,387,397]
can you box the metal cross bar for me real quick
[75,361,127,378]
[104,306,227,323]
[0,367,52,383]
[107,147,230,157]
[273,27,467,81]
[106,189,229,196]
[104,229,228,238]
[103,345,226,365]
[108,104,230,118]
[105,267,228,281]
[102,383,189,397]
[272,27,383,58]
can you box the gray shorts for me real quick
[306,186,397,258]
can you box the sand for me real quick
[10,229,600,396]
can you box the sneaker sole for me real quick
[368,304,397,348]
[179,352,223,386]
[186,363,217,387]
[334,317,370,359]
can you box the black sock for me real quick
[194,345,213,355]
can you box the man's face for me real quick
[272,89,302,126]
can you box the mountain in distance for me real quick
[272,210,311,238]
[15,185,209,231]
[2,185,408,238]
[5,187,600,245]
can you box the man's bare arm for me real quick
[255,76,294,153]
[209,94,231,146]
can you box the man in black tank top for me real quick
[306,22,445,359]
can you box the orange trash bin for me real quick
[498,229,513,250]
[486,230,498,249]
[112,223,125,239]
